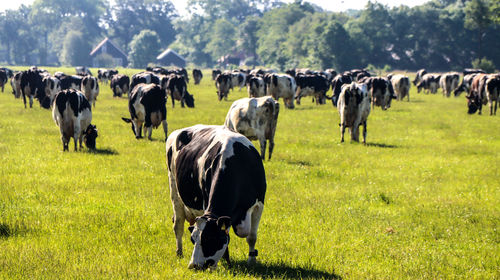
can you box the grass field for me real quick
[0,67,498,279]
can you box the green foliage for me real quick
[0,68,499,279]
[471,57,496,73]
[60,30,91,66]
[94,53,117,68]
[206,19,237,61]
[128,30,161,68]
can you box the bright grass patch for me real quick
[0,67,499,279]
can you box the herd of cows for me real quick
[1,64,499,270]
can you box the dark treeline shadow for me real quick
[227,260,342,279]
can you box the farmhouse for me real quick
[156,49,186,68]
[89,37,128,67]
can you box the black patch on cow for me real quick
[139,85,166,128]
[167,146,173,171]
[40,96,51,109]
[84,124,98,149]
[184,91,195,108]
[200,218,228,258]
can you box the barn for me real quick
[156,49,186,68]
[90,37,128,67]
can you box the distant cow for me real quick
[40,76,62,109]
[75,66,92,76]
[20,69,44,108]
[225,96,280,160]
[231,71,247,91]
[454,73,480,97]
[52,89,98,151]
[216,72,233,101]
[329,73,353,107]
[439,72,460,97]
[166,125,266,269]
[165,74,195,108]
[129,72,160,92]
[416,74,440,94]
[413,69,427,86]
[265,73,296,109]
[359,77,394,110]
[337,83,371,143]
[81,76,99,107]
[97,69,118,84]
[295,74,330,105]
[122,83,167,140]
[212,69,222,80]
[246,75,266,98]
[59,74,83,91]
[192,69,203,85]
[484,75,500,115]
[388,74,410,101]
[468,74,500,115]
[110,74,130,97]
[11,72,22,98]
[0,69,7,92]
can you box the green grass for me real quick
[0,67,499,279]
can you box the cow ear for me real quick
[121,117,131,123]
[217,216,231,232]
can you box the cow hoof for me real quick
[247,257,257,266]
[176,250,183,258]
[136,136,143,139]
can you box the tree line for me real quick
[0,0,498,71]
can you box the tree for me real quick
[60,30,91,66]
[206,19,237,61]
[128,30,161,68]
[465,0,492,62]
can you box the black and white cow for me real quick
[52,89,98,151]
[295,74,330,105]
[468,74,500,115]
[413,69,427,86]
[215,72,233,101]
[40,76,62,109]
[484,74,500,115]
[337,83,371,143]
[97,69,118,84]
[166,125,266,270]
[454,73,480,97]
[81,75,99,107]
[193,69,203,85]
[0,69,7,92]
[388,74,410,101]
[246,75,266,98]
[329,73,353,107]
[129,72,160,92]
[212,69,222,80]
[439,72,460,97]
[416,74,440,94]
[225,96,280,160]
[59,74,83,91]
[11,72,22,98]
[230,71,247,91]
[121,83,167,140]
[359,76,394,110]
[166,74,195,108]
[75,66,92,76]
[20,69,44,108]
[264,73,296,109]
[110,74,130,97]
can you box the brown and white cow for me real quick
[224,96,279,160]
[439,72,460,97]
[388,74,410,101]
[468,74,500,115]
[337,83,371,143]
[81,75,99,107]
[264,73,296,109]
[52,89,98,151]
[166,125,266,270]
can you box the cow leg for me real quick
[73,126,81,151]
[247,203,264,265]
[259,138,266,160]
[170,183,186,257]
[145,126,153,141]
[171,95,175,108]
[494,99,497,115]
[162,120,168,141]
[222,247,231,268]
[29,96,33,108]
[181,99,185,108]
[362,121,367,144]
[61,135,69,151]
[22,92,27,108]
[340,124,345,143]
[268,139,274,160]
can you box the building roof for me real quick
[89,37,128,58]
[156,49,185,61]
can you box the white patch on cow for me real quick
[234,200,263,237]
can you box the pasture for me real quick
[0,67,498,279]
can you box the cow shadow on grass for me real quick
[228,260,341,279]
[89,147,119,155]
[366,142,398,149]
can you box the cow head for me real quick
[466,94,480,114]
[184,91,195,108]
[121,117,142,139]
[84,124,98,150]
[187,216,231,270]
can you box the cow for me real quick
[193,69,203,85]
[439,72,460,97]
[231,71,247,91]
[81,75,99,107]
[0,69,7,92]
[97,69,118,84]
[110,74,130,97]
[246,75,266,98]
[166,125,266,270]
[295,74,330,105]
[20,69,44,108]
[75,66,92,76]
[359,76,394,110]
[388,74,410,101]
[0,67,13,79]
[224,96,279,160]
[59,74,83,91]
[121,83,167,140]
[11,72,22,98]
[416,74,440,94]
[468,74,500,115]
[329,73,353,107]
[215,72,233,101]
[40,76,62,109]
[176,68,189,84]
[463,68,485,76]
[165,74,195,108]
[212,69,222,81]
[454,73,480,97]
[264,73,296,109]
[484,75,500,115]
[129,72,160,92]
[337,83,371,143]
[413,69,427,86]
[52,89,98,151]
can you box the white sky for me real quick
[1,0,430,14]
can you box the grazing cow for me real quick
[264,73,296,109]
[416,74,440,94]
[75,66,92,76]
[121,83,167,140]
[59,74,83,91]
[388,74,410,101]
[52,89,98,151]
[11,72,22,98]
[20,69,44,108]
[40,76,61,109]
[359,77,394,110]
[467,74,488,114]
[295,74,330,105]
[110,74,130,97]
[225,96,279,160]
[484,75,500,115]
[246,75,266,98]
[81,76,99,107]
[129,72,160,92]
[454,73,480,97]
[176,68,189,83]
[165,74,195,108]
[0,67,13,79]
[97,69,118,84]
[439,72,460,97]
[337,83,371,143]
[212,69,222,81]
[329,73,353,107]
[0,69,7,92]
[193,69,203,85]
[231,71,247,91]
[166,125,266,269]
[215,72,233,101]
[413,69,427,86]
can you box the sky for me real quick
[1,0,431,13]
